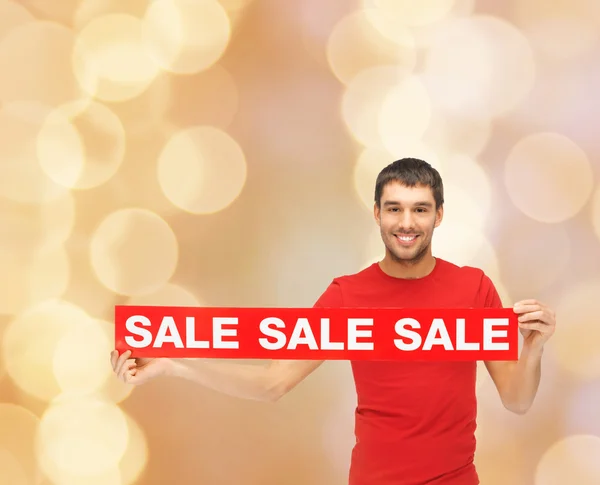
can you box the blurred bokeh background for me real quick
[0,0,599,484]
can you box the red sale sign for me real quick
[114,306,519,361]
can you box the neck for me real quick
[379,251,436,279]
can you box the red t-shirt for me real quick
[313,258,503,485]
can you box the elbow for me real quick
[502,398,532,415]
[260,377,289,403]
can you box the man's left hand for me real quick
[513,299,556,350]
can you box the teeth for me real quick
[398,235,416,241]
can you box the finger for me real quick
[114,350,131,374]
[118,360,137,381]
[513,304,542,314]
[518,310,546,323]
[115,352,133,375]
[120,363,137,383]
[126,371,140,386]
[110,350,118,369]
[518,322,548,333]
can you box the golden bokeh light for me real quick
[0,403,41,485]
[535,434,600,485]
[0,102,72,204]
[2,299,91,401]
[166,65,239,129]
[18,0,79,25]
[73,14,160,102]
[592,187,600,243]
[378,75,432,155]
[73,0,152,30]
[157,126,247,214]
[110,72,172,137]
[504,133,593,223]
[407,0,476,48]
[513,0,600,59]
[36,395,129,480]
[119,414,149,485]
[126,282,202,307]
[37,99,126,190]
[0,450,29,485]
[363,0,455,29]
[439,155,492,229]
[90,208,179,296]
[524,18,598,61]
[498,220,571,297]
[326,9,416,85]
[434,223,500,281]
[422,15,535,118]
[547,280,600,380]
[53,319,114,396]
[0,20,88,106]
[40,468,121,485]
[0,246,70,316]
[0,190,75,254]
[0,0,34,40]
[219,0,255,13]
[142,0,231,75]
[474,440,527,485]
[423,112,491,158]
[341,65,407,147]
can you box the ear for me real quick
[374,203,381,227]
[434,205,443,228]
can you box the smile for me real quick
[395,234,419,245]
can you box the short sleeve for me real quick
[313,280,344,308]
[480,274,503,309]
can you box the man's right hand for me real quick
[110,350,171,386]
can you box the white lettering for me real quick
[288,318,318,349]
[348,319,373,350]
[394,318,422,351]
[320,318,344,350]
[484,318,509,350]
[214,317,239,349]
[124,315,153,348]
[456,318,480,350]
[422,318,453,350]
[185,316,209,348]
[153,316,184,348]
[258,317,287,350]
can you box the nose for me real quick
[398,211,416,231]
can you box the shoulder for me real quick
[331,263,378,287]
[435,258,495,291]
[313,264,378,307]
[436,258,486,280]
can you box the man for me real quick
[111,158,556,484]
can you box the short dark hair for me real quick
[374,158,444,209]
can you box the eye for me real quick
[415,208,427,213]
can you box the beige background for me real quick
[1,0,599,484]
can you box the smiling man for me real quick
[111,158,557,485]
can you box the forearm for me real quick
[165,359,280,402]
[501,344,543,414]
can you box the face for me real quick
[374,181,443,264]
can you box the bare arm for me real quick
[484,345,542,414]
[111,350,323,402]
[484,299,556,414]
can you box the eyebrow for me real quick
[382,200,434,208]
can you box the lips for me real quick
[395,234,418,245]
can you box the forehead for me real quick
[381,181,435,204]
